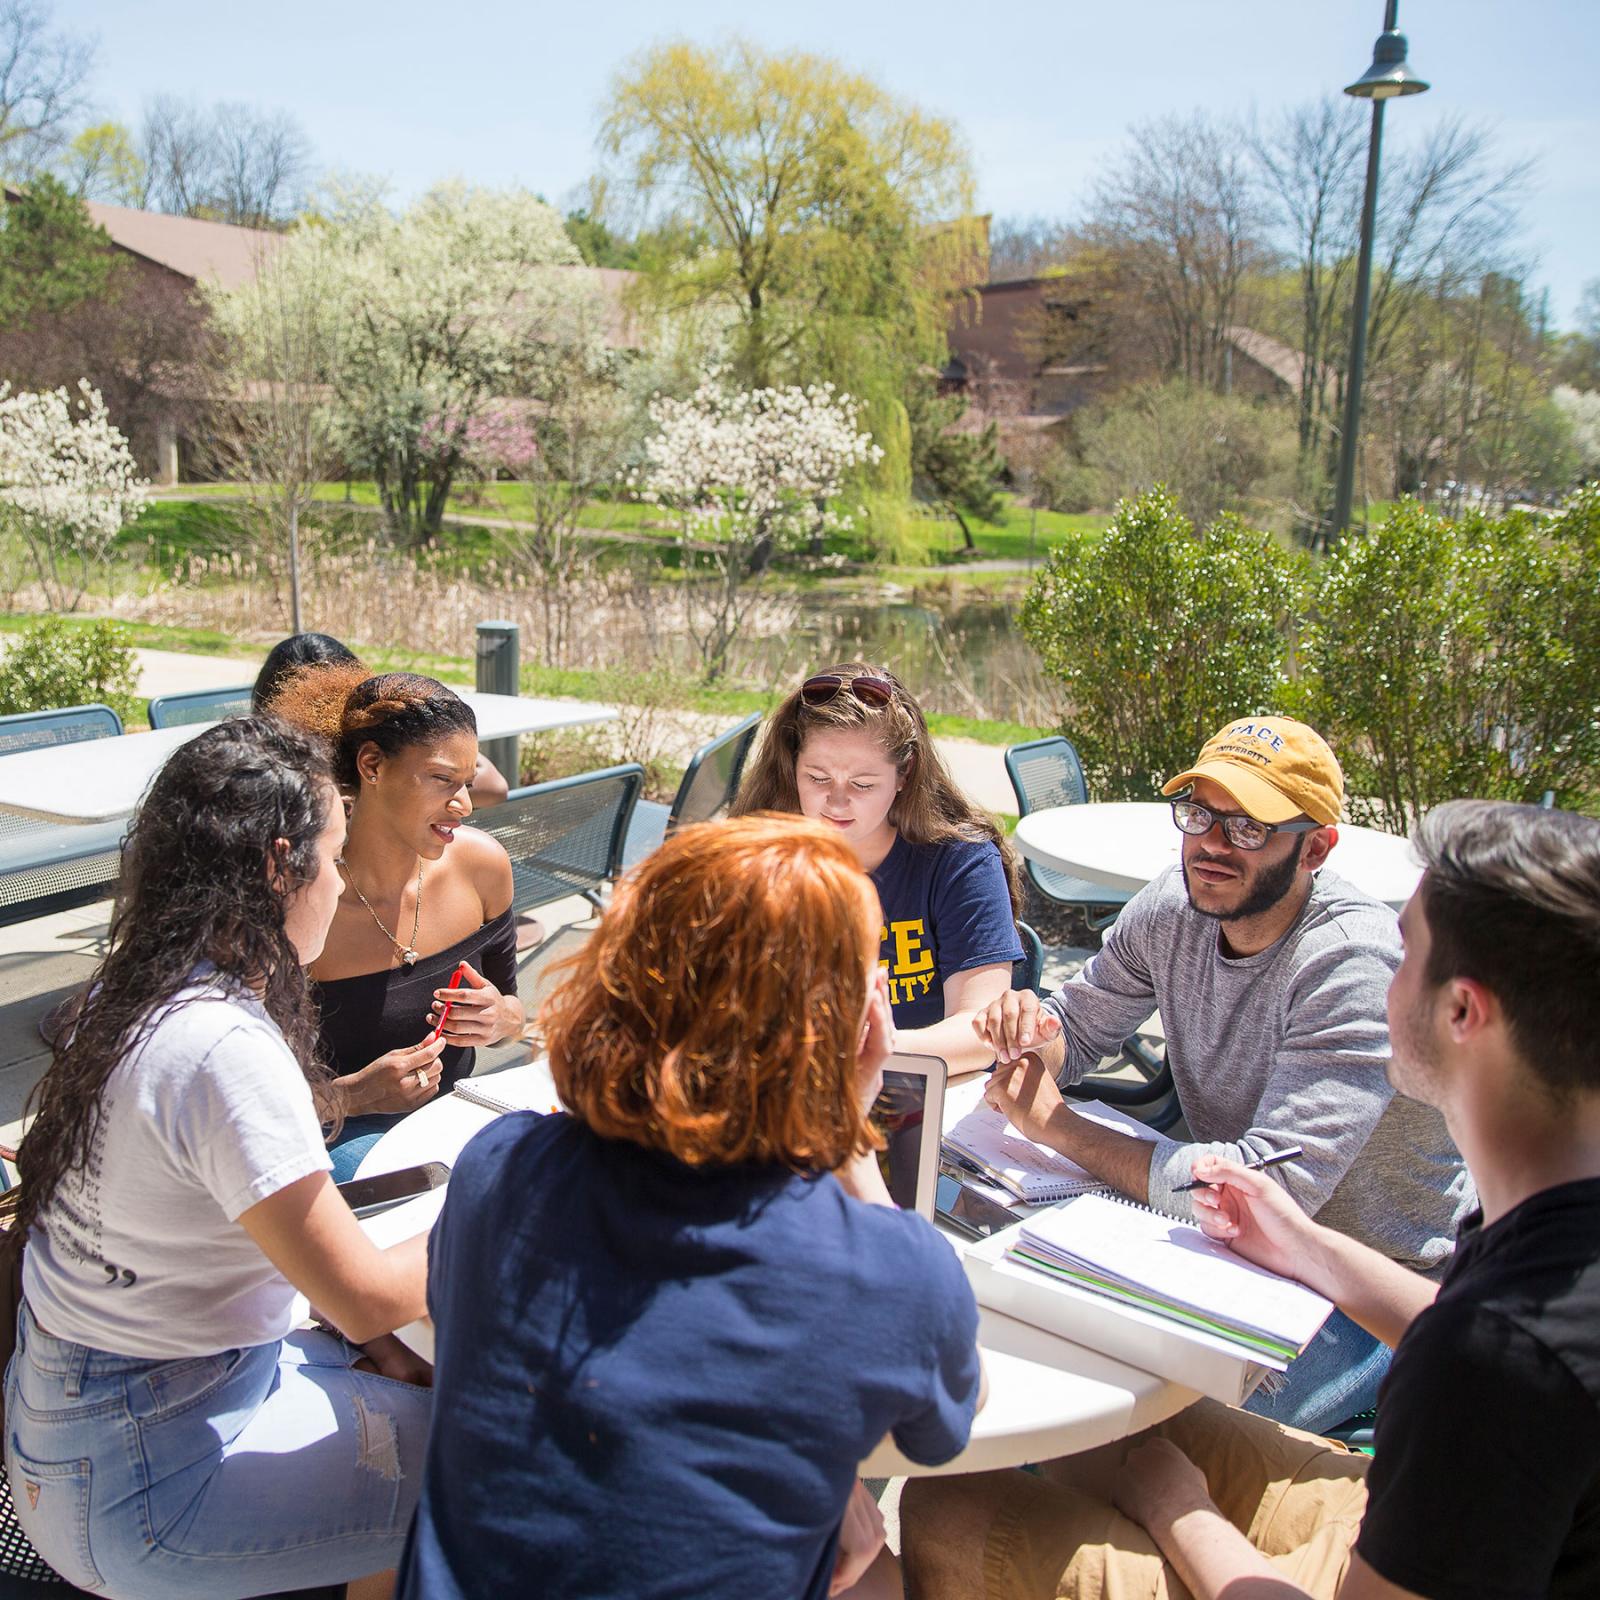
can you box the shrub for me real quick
[1076,380,1296,530]
[1301,492,1600,828]
[1020,488,1303,798]
[0,616,139,723]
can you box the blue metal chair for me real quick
[468,763,644,915]
[147,686,253,728]
[622,713,762,868]
[0,705,129,928]
[1004,737,1132,932]
[1013,920,1045,995]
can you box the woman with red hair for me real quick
[402,816,985,1600]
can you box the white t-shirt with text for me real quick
[23,972,332,1359]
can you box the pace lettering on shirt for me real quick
[879,919,937,1006]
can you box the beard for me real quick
[1184,836,1305,923]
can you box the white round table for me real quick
[1015,801,1422,910]
[356,1065,1194,1475]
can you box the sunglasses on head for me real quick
[800,674,897,709]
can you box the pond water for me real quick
[742,588,1058,726]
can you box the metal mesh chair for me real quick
[1004,737,1132,932]
[147,686,253,728]
[1013,919,1045,995]
[0,705,128,928]
[469,763,643,914]
[622,713,762,868]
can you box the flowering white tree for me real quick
[0,380,148,611]
[636,374,881,678]
[257,183,603,546]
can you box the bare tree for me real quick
[1080,113,1275,391]
[986,215,1074,281]
[0,0,92,177]
[201,240,341,628]
[1253,102,1534,524]
[137,95,311,227]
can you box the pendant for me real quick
[402,949,418,966]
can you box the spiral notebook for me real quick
[940,1097,1158,1204]
[1006,1193,1333,1365]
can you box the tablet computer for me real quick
[870,1051,948,1219]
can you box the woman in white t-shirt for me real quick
[8,717,433,1600]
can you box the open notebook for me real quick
[1006,1193,1333,1365]
[941,1096,1158,1203]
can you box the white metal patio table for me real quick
[0,692,618,825]
[354,1064,1196,1477]
[1015,801,1422,911]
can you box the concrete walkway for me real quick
[125,647,1020,816]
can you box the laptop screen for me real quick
[869,1053,947,1217]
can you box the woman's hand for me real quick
[352,1333,434,1388]
[341,1033,449,1116]
[854,968,896,1114]
[1188,1155,1319,1282]
[829,1479,887,1597]
[427,962,517,1047]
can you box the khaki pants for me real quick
[939,1400,1369,1600]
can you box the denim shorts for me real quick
[5,1300,433,1598]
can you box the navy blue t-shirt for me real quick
[399,1112,982,1600]
[870,833,1022,1030]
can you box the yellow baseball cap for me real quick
[1160,716,1343,826]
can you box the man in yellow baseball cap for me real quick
[969,713,1470,1435]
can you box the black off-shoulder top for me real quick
[311,907,519,1090]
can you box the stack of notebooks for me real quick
[964,1194,1333,1404]
[941,1097,1156,1204]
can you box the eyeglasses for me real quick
[800,674,897,709]
[1170,797,1322,852]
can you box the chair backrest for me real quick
[467,763,644,915]
[1013,919,1045,996]
[0,703,123,758]
[669,713,763,829]
[147,686,254,729]
[1004,737,1089,817]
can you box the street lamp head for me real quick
[1345,30,1430,99]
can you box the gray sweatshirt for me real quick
[1042,866,1473,1272]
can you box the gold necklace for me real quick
[337,856,423,965]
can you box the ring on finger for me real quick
[414,1067,428,1090]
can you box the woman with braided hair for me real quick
[268,664,524,1180]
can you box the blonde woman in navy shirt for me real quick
[734,662,1022,1074]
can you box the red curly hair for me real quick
[542,814,882,1171]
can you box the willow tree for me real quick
[599,38,980,406]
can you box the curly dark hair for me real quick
[14,718,340,1245]
[265,664,477,792]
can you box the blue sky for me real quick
[70,0,1599,327]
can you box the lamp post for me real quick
[1329,0,1429,544]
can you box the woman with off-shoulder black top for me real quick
[266,662,524,1180]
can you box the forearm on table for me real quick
[1040,1100,1156,1204]
[899,1014,1001,1076]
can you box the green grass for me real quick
[0,613,1053,748]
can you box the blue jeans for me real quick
[329,1113,403,1183]
[1243,1306,1390,1435]
[6,1301,432,1598]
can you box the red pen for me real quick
[430,962,468,1042]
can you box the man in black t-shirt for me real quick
[904,799,1600,1600]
